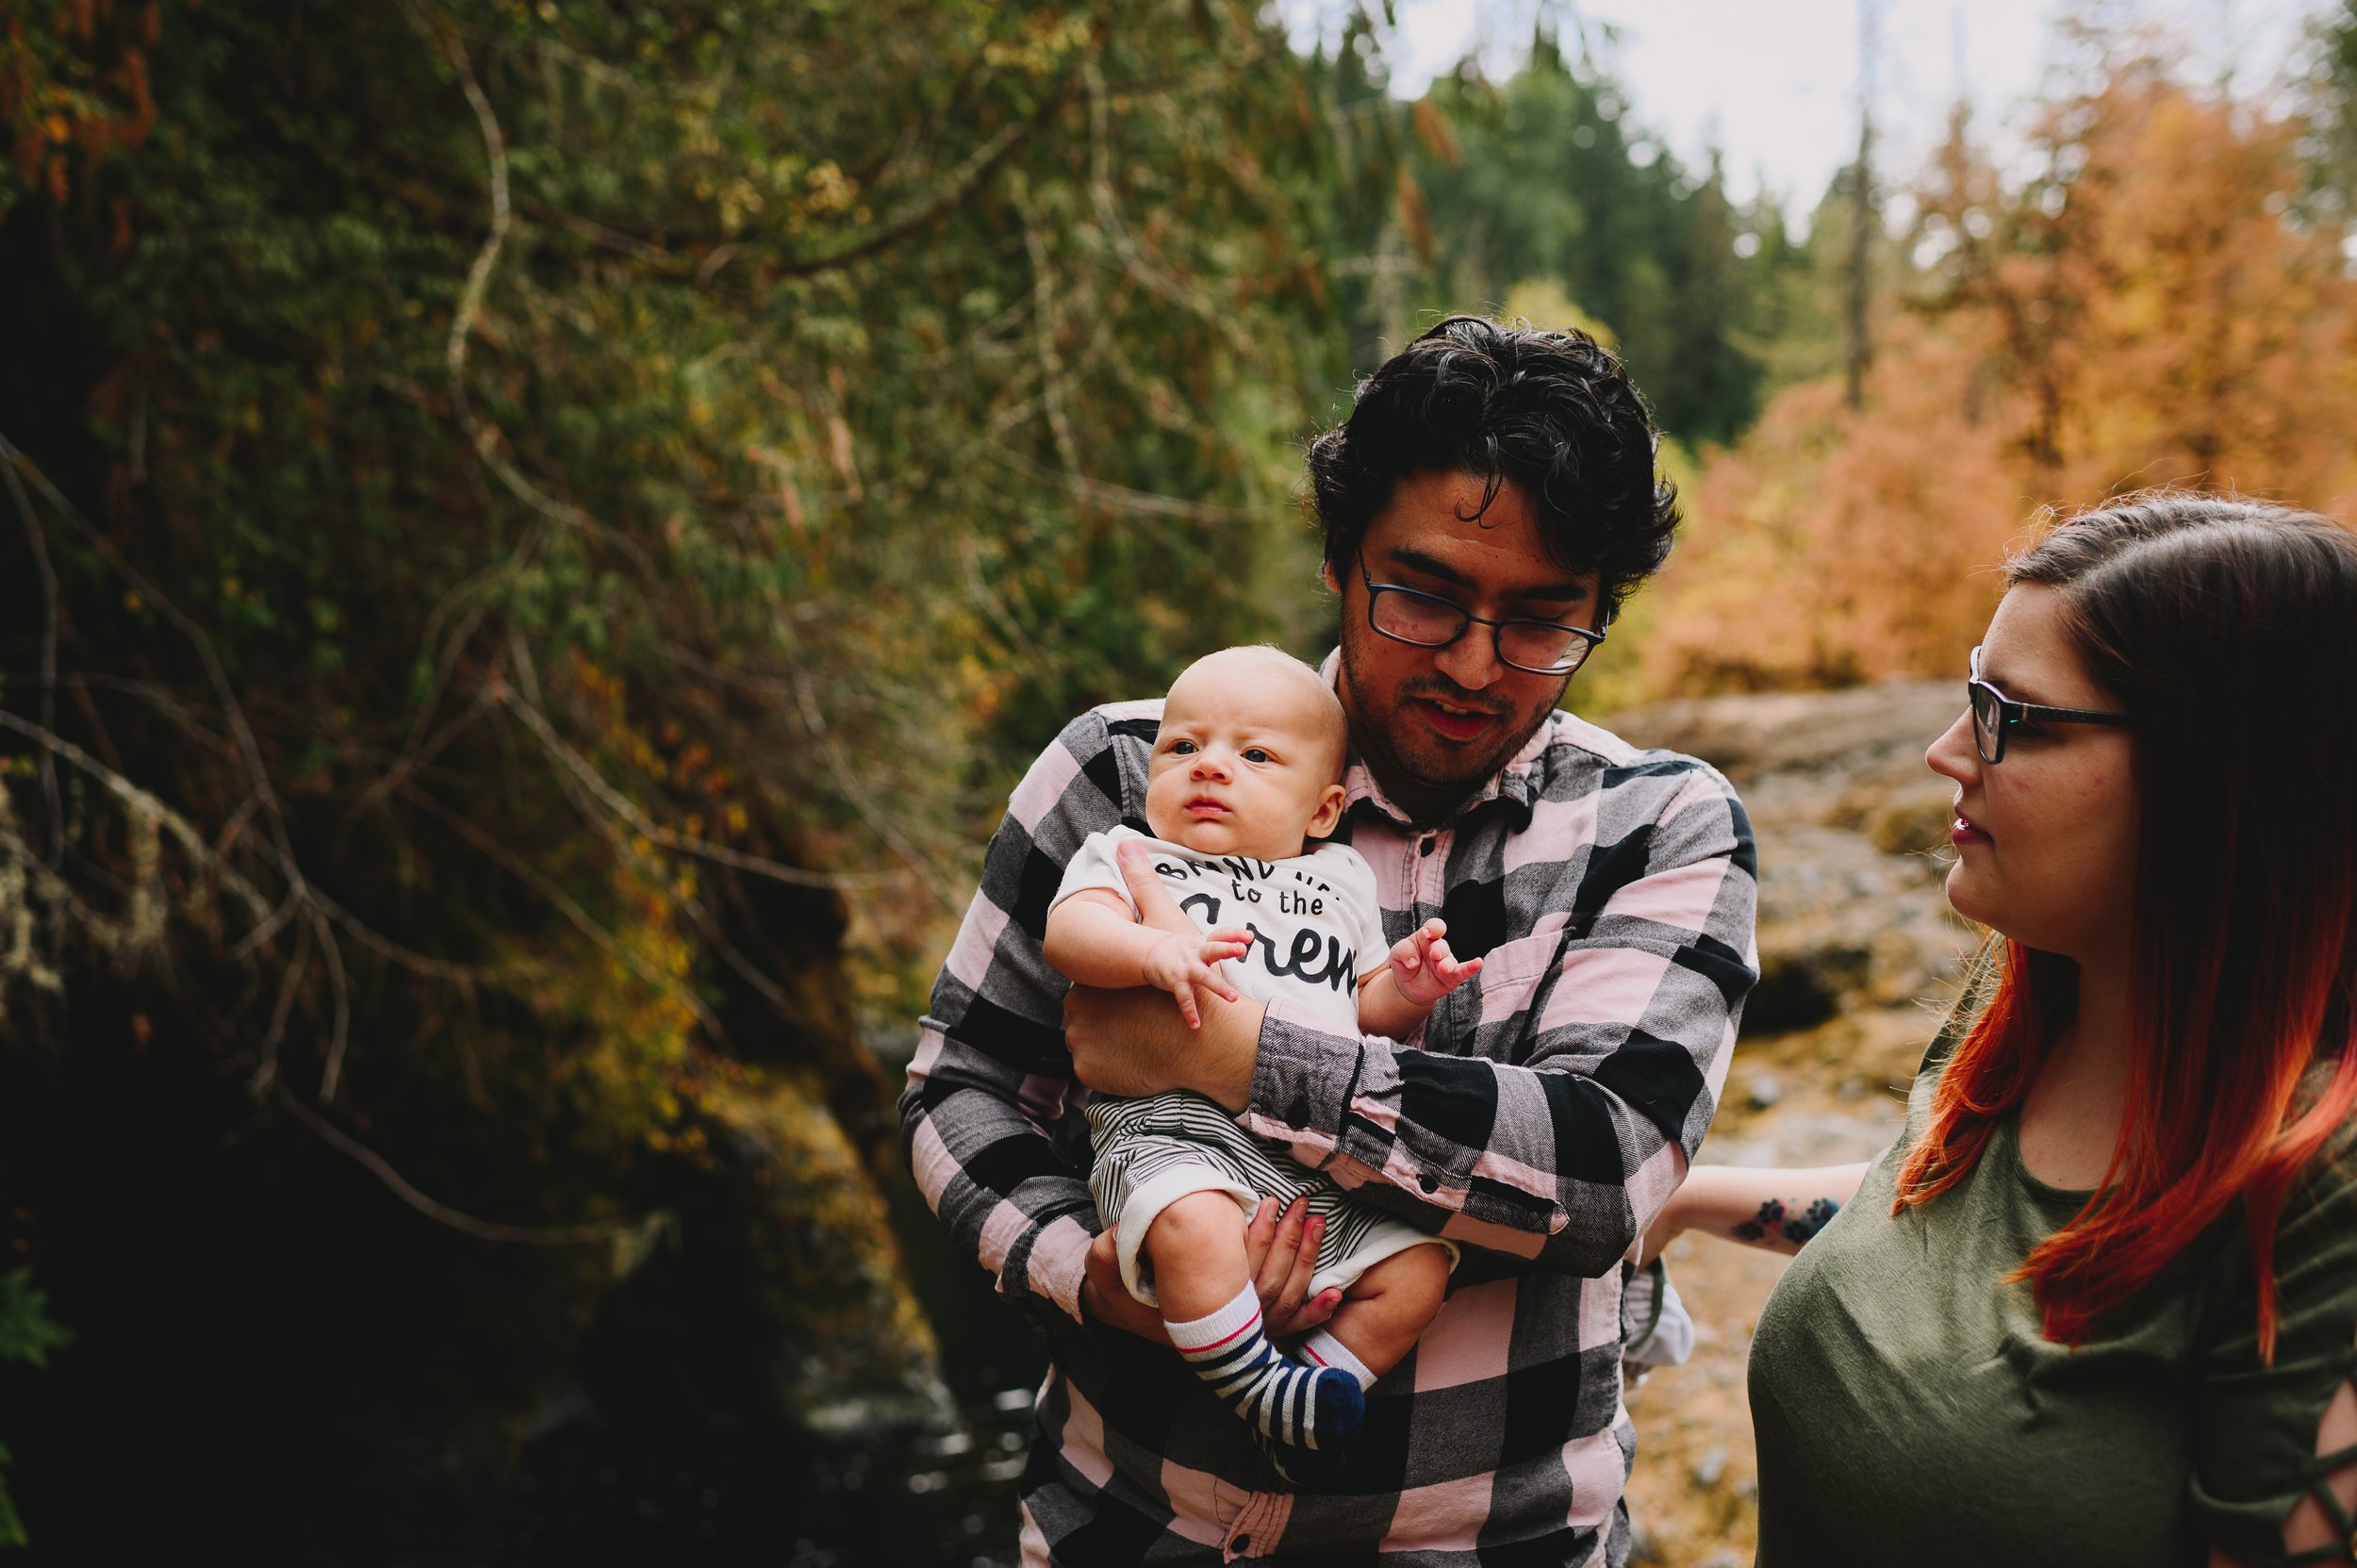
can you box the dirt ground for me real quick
[1619,1008,1937,1565]
[1609,682,1980,1566]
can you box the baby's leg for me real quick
[1305,1243,1452,1388]
[1141,1189,1253,1318]
[1143,1191,1363,1477]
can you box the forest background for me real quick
[6,1,2357,1561]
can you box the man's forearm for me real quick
[1062,983,1262,1109]
[1242,999,1701,1278]
[899,1017,1099,1322]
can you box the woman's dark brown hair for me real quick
[1897,489,2357,1357]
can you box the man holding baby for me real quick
[901,315,1757,1565]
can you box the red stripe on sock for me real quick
[1194,1312,1263,1353]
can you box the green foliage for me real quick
[0,1274,69,1369]
[0,3,1392,1534]
[0,1272,69,1549]
[2308,0,2357,212]
[1398,35,1796,445]
[0,1448,19,1553]
[2,0,1371,1098]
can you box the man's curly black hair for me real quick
[1306,315,1680,620]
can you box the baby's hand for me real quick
[1140,927,1252,1030]
[1388,917,1482,1008]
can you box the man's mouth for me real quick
[1414,695,1504,742]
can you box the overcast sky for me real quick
[1278,0,2326,211]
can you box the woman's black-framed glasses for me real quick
[1358,553,1606,676]
[1967,645,2132,765]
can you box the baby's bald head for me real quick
[1162,646,1349,783]
[1145,646,1353,858]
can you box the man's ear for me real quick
[1320,555,1341,595]
[1306,783,1347,840]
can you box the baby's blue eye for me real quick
[1243,748,1271,764]
[1170,739,1197,755]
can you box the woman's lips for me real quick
[1952,810,1991,849]
[1416,698,1499,741]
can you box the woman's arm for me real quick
[1637,1163,1871,1266]
[2208,1349,2357,1566]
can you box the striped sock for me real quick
[1297,1328,1377,1392]
[1167,1285,1364,1460]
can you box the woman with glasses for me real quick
[1643,491,2357,1566]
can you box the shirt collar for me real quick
[1317,649,1550,833]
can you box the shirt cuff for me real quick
[1246,996,1368,1167]
[1030,1213,1095,1326]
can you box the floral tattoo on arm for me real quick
[1730,1197,1841,1247]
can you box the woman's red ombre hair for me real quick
[1896,492,2357,1360]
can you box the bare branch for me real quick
[274,1084,671,1251]
[2,456,61,867]
[775,644,964,915]
[498,686,911,891]
[1012,173,1082,481]
[774,39,1093,278]
[246,916,311,1097]
[0,708,273,928]
[312,904,355,1104]
[399,0,659,582]
[345,677,500,832]
[0,432,306,938]
[399,781,730,1044]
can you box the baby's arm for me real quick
[1356,917,1483,1039]
[1044,889,1252,1031]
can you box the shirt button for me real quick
[1419,836,1437,857]
[1418,1171,1440,1194]
[1232,1535,1251,1554]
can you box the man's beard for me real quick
[1337,641,1565,823]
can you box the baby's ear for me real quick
[1306,782,1347,840]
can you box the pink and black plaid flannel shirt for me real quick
[901,681,1757,1567]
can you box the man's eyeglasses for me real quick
[1968,645,2132,765]
[1358,553,1605,676]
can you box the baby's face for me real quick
[1145,652,1349,861]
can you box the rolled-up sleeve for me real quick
[1243,760,1757,1278]
[898,708,1149,1325]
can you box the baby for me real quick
[1043,645,1481,1481]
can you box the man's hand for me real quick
[1117,836,1203,935]
[1068,836,1264,1107]
[1139,928,1251,1031]
[1080,1228,1172,1345]
[1386,917,1484,1009]
[1244,1196,1342,1339]
[1080,1197,1339,1345]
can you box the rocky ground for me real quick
[1606,680,1981,1566]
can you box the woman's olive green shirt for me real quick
[1747,994,2357,1568]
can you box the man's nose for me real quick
[1433,630,1505,692]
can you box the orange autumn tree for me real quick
[1644,54,2357,694]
